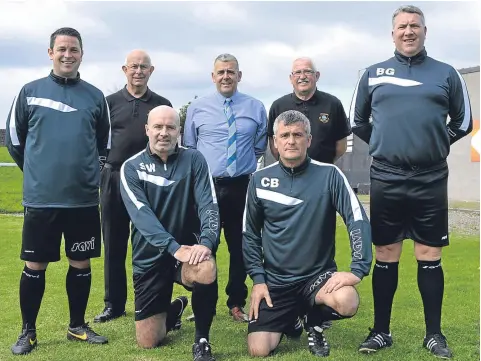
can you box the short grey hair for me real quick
[273,110,311,136]
[392,5,425,28]
[214,53,239,70]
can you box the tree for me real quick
[179,95,198,134]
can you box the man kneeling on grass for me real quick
[243,110,373,357]
[120,105,219,361]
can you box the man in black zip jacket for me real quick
[350,5,472,359]
[243,110,372,358]
[120,105,219,361]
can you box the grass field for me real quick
[0,146,14,163]
[0,214,479,361]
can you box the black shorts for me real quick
[133,255,187,321]
[21,206,101,262]
[370,160,449,247]
[248,270,334,334]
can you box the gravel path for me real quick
[361,203,479,236]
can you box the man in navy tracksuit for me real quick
[6,27,110,355]
[120,106,219,361]
[243,110,372,358]
[350,6,472,359]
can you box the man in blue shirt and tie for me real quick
[184,53,268,322]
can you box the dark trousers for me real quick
[100,166,131,311]
[213,176,249,309]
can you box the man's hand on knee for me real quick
[323,272,361,294]
[249,283,272,321]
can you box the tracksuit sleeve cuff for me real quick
[166,240,181,256]
[252,274,266,285]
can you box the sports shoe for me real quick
[320,320,333,330]
[229,306,249,322]
[423,333,453,359]
[192,338,215,361]
[284,317,303,339]
[307,326,330,357]
[358,328,393,353]
[67,323,108,344]
[94,307,126,323]
[168,296,188,331]
[11,327,37,355]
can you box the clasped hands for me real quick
[174,244,211,265]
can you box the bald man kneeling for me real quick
[120,106,219,361]
[95,50,173,324]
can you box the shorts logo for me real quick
[319,113,329,123]
[71,237,95,252]
[309,271,333,292]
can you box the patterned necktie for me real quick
[224,98,237,176]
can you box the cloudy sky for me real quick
[0,1,479,129]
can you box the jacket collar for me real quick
[279,156,310,175]
[49,70,80,85]
[394,48,427,65]
[146,143,179,163]
[122,86,152,102]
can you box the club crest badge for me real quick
[319,113,329,123]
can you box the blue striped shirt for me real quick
[183,91,267,177]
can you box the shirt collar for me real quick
[122,86,152,102]
[49,70,81,85]
[293,89,318,105]
[215,90,240,105]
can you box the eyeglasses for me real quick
[126,63,151,72]
[291,69,315,77]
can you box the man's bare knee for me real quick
[375,242,403,262]
[183,259,217,286]
[25,261,48,271]
[247,332,280,357]
[67,258,90,269]
[414,242,442,261]
[135,314,167,349]
[318,286,359,317]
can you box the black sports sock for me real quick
[20,265,46,330]
[373,260,399,334]
[417,259,444,335]
[192,279,218,343]
[66,266,91,328]
[166,297,185,332]
[305,304,351,328]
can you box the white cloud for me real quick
[190,2,249,25]
[0,1,110,42]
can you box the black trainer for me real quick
[307,326,330,357]
[358,328,393,353]
[94,307,126,323]
[11,327,37,355]
[67,323,108,344]
[284,317,303,339]
[169,296,188,331]
[423,333,453,359]
[192,338,215,361]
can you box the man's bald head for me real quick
[124,49,152,66]
[147,105,180,128]
[122,49,155,92]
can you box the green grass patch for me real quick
[0,215,478,361]
[0,146,14,163]
[0,167,23,213]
